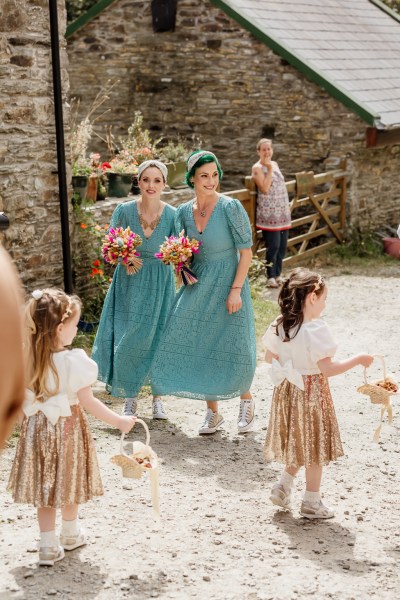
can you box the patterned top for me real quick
[256,163,291,231]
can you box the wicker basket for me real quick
[357,355,398,442]
[110,419,158,479]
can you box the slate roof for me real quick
[211,0,400,128]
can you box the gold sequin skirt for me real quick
[264,374,344,468]
[7,405,104,508]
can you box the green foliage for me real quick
[332,229,385,260]
[381,0,400,13]
[67,0,98,23]
[157,139,190,163]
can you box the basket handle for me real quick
[120,418,150,456]
[363,354,386,385]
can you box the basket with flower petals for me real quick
[357,355,398,442]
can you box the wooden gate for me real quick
[230,160,348,265]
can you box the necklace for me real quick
[138,206,161,231]
[200,209,206,217]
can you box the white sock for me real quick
[61,518,79,537]
[279,470,295,492]
[40,530,58,548]
[303,490,321,503]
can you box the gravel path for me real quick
[1,269,400,600]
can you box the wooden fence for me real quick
[231,160,348,266]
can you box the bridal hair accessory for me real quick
[111,419,160,517]
[31,290,43,301]
[60,302,73,323]
[357,355,398,442]
[187,150,217,172]
[313,275,324,292]
[137,160,168,182]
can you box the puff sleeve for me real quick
[109,202,125,230]
[224,198,253,249]
[65,349,98,394]
[306,320,337,364]
[262,323,280,354]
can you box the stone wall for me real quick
[67,0,400,233]
[0,0,70,289]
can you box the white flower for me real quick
[31,290,43,300]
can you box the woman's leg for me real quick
[152,394,168,420]
[276,230,289,277]
[263,230,280,279]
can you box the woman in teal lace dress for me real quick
[92,160,175,420]
[152,151,256,435]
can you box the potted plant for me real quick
[71,160,92,203]
[157,138,197,189]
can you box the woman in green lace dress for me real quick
[92,160,175,420]
[152,151,256,435]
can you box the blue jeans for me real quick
[262,230,289,278]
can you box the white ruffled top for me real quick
[23,349,98,425]
[263,319,337,375]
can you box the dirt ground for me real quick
[1,263,400,600]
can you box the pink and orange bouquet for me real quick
[102,226,143,275]
[155,230,201,285]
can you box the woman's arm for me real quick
[226,247,253,314]
[318,354,374,377]
[77,386,136,433]
[252,163,273,195]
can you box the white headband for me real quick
[187,151,218,172]
[137,160,168,182]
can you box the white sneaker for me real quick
[123,398,138,416]
[276,276,285,285]
[152,397,168,420]
[270,483,292,510]
[198,409,224,435]
[300,499,335,520]
[38,545,65,566]
[237,398,255,433]
[60,527,86,551]
[267,278,279,288]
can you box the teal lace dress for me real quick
[151,195,256,400]
[92,200,176,398]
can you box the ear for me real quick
[56,323,64,336]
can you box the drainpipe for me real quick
[49,0,73,293]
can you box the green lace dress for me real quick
[151,195,256,400]
[92,200,176,398]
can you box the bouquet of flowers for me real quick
[155,230,201,285]
[102,226,143,275]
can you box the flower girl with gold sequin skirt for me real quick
[7,289,136,566]
[263,268,373,520]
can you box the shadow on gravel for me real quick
[272,512,372,574]
[9,555,104,600]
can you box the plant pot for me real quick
[131,174,140,195]
[97,177,107,200]
[106,172,133,198]
[78,319,99,333]
[383,237,400,259]
[72,175,89,204]
[166,161,187,189]
[86,175,98,202]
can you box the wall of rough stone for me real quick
[67,0,400,233]
[0,0,70,289]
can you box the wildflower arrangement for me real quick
[102,226,143,275]
[155,230,201,286]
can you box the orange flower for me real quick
[93,259,101,267]
[98,269,103,276]
[80,223,88,229]
[91,268,99,277]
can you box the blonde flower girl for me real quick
[8,289,136,566]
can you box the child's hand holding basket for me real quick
[357,355,398,442]
[111,419,160,516]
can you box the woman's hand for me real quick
[118,415,137,433]
[226,289,242,314]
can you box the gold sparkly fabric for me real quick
[8,405,103,508]
[264,374,344,468]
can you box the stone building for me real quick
[66,0,400,231]
[0,0,70,288]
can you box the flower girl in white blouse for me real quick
[8,289,136,566]
[263,268,373,519]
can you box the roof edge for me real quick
[66,0,117,38]
[210,0,381,127]
[369,0,400,23]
